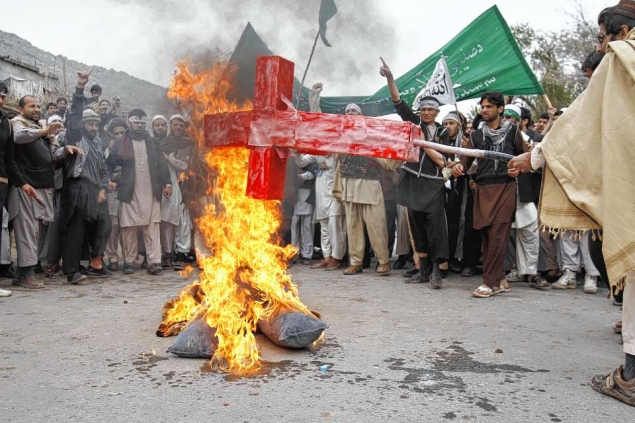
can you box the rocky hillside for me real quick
[0,29,172,116]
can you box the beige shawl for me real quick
[539,30,635,292]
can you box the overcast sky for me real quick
[0,0,613,98]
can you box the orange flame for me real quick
[161,60,309,374]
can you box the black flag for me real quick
[318,0,337,47]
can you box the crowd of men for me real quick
[0,0,633,407]
[288,1,634,406]
[0,69,197,292]
[291,76,602,296]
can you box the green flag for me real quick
[319,0,338,47]
[320,6,544,116]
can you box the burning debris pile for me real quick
[156,60,326,374]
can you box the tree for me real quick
[511,0,598,116]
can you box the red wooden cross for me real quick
[204,56,422,200]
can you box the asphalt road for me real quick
[0,261,631,422]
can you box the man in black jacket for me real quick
[452,92,528,298]
[380,59,451,289]
[8,94,67,289]
[107,108,172,275]
[0,81,28,296]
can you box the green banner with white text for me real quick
[320,5,543,116]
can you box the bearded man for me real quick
[56,70,111,284]
[107,109,172,275]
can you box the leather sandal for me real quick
[310,259,330,269]
[614,321,622,334]
[376,263,391,275]
[591,365,635,406]
[343,265,363,275]
[529,275,550,290]
[325,258,341,271]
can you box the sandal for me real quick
[471,285,500,298]
[376,263,391,275]
[343,265,363,275]
[44,261,61,277]
[310,259,330,269]
[591,366,635,406]
[614,321,622,334]
[499,280,511,293]
[529,275,550,290]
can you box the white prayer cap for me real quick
[47,114,63,125]
[169,114,187,123]
[344,103,362,114]
[152,114,167,124]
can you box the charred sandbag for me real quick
[167,318,218,358]
[258,311,328,349]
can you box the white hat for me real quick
[47,115,63,125]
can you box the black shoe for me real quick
[107,262,119,272]
[68,272,89,285]
[123,263,134,275]
[161,253,172,270]
[393,256,408,270]
[450,260,463,273]
[402,267,419,278]
[87,266,113,277]
[140,257,148,269]
[0,265,16,279]
[172,253,186,271]
[440,269,449,278]
[79,264,88,275]
[404,271,430,284]
[430,273,443,289]
[147,263,163,275]
[461,266,476,277]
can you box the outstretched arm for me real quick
[67,69,92,145]
[379,57,401,102]
[379,57,420,125]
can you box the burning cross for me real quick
[204,56,422,200]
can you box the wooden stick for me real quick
[414,139,514,162]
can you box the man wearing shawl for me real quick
[451,92,528,298]
[508,0,635,405]
[107,109,172,275]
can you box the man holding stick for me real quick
[450,92,528,298]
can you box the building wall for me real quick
[0,58,60,94]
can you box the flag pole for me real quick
[295,29,321,109]
[542,94,553,110]
[453,103,462,162]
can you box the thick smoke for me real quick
[111,0,396,95]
